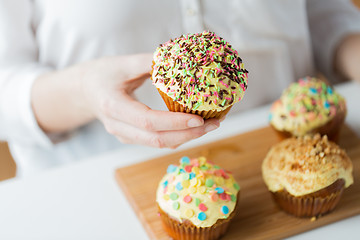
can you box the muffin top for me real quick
[156,156,240,228]
[151,31,248,111]
[269,77,346,136]
[262,134,353,197]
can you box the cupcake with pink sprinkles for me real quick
[151,31,248,119]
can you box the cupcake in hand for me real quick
[269,77,347,142]
[262,134,353,217]
[156,156,240,240]
[151,31,248,119]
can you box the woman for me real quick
[1,0,360,176]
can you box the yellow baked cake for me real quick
[156,156,240,239]
[262,134,353,217]
[151,31,248,119]
[269,77,347,142]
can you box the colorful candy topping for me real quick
[215,187,224,194]
[198,212,207,221]
[184,165,193,173]
[270,77,346,136]
[173,201,180,210]
[205,178,214,187]
[152,31,248,111]
[199,203,208,212]
[230,194,237,202]
[221,206,229,215]
[170,192,179,200]
[157,156,240,227]
[182,180,190,188]
[176,182,183,191]
[183,195,192,203]
[167,164,177,173]
[163,180,168,187]
[211,193,219,202]
[185,209,194,218]
[163,194,169,201]
[181,156,191,165]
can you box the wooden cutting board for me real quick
[115,126,360,240]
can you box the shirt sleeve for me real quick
[307,0,360,83]
[0,0,54,147]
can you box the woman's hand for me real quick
[335,34,360,83]
[32,54,220,148]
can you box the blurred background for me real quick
[0,0,359,182]
[0,142,16,181]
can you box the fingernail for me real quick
[205,124,219,133]
[188,118,203,128]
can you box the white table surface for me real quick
[0,82,359,240]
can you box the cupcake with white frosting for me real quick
[156,156,240,240]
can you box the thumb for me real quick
[117,53,153,77]
[124,72,151,93]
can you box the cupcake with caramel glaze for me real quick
[151,31,248,119]
[156,156,240,240]
[262,134,353,217]
[269,77,347,142]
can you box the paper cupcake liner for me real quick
[157,203,238,240]
[270,125,292,141]
[270,111,345,143]
[157,89,232,120]
[271,179,345,217]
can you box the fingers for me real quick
[92,52,221,148]
[104,118,220,148]
[219,116,226,122]
[115,53,153,79]
[103,93,205,131]
[122,72,151,93]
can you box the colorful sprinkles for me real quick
[167,164,177,173]
[198,212,207,221]
[195,198,201,206]
[205,178,214,187]
[199,203,208,212]
[215,187,224,194]
[170,192,179,200]
[185,209,194,218]
[158,156,240,225]
[270,77,346,135]
[173,201,180,210]
[221,206,229,215]
[181,156,191,165]
[176,182,183,191]
[183,195,192,203]
[152,31,248,111]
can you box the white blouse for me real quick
[0,0,360,177]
